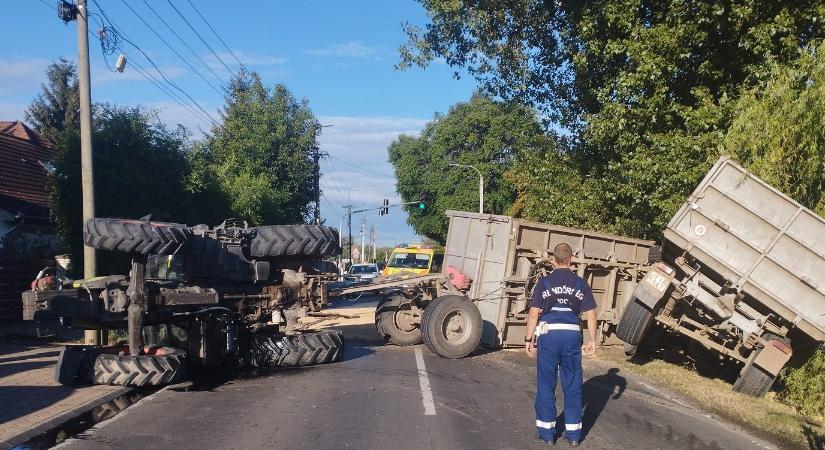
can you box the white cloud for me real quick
[305,41,385,60]
[317,115,430,245]
[203,51,286,79]
[0,58,50,94]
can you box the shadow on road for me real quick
[0,385,73,425]
[0,350,61,364]
[581,367,626,440]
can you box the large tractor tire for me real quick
[616,299,654,346]
[249,330,344,368]
[93,349,187,386]
[84,218,191,255]
[55,345,101,386]
[421,295,482,359]
[375,293,422,346]
[249,225,340,259]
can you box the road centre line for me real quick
[414,347,437,416]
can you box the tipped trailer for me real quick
[616,157,825,396]
[358,210,657,358]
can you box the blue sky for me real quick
[1,1,477,246]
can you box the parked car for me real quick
[345,263,380,282]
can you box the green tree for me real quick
[206,72,318,225]
[401,1,825,238]
[50,105,192,274]
[723,42,825,215]
[507,149,608,232]
[388,93,550,242]
[24,58,80,143]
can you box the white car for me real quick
[345,264,380,282]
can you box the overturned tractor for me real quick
[23,218,345,386]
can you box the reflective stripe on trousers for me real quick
[535,327,583,442]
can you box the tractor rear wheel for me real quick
[249,225,340,259]
[84,218,191,255]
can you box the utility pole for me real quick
[312,145,320,225]
[370,225,376,262]
[346,205,352,265]
[77,0,99,345]
[360,217,366,264]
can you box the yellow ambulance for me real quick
[382,244,444,277]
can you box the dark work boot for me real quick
[562,436,580,447]
[536,434,557,446]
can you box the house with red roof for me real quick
[0,121,60,322]
[0,121,55,226]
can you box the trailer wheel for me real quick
[84,218,191,255]
[93,349,187,386]
[733,361,776,397]
[249,330,344,368]
[421,295,482,359]
[647,245,663,264]
[616,299,654,346]
[249,225,340,259]
[375,294,422,346]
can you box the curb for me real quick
[0,386,132,450]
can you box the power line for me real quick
[165,0,236,77]
[117,0,224,96]
[139,0,228,89]
[184,0,247,72]
[128,57,216,129]
[322,157,351,192]
[89,0,220,125]
[327,154,395,178]
[37,0,55,11]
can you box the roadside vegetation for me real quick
[598,346,824,449]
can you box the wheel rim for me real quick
[394,308,417,332]
[441,310,472,344]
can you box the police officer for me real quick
[526,243,597,446]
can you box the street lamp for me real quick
[448,163,484,214]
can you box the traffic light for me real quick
[418,192,425,210]
[379,198,389,215]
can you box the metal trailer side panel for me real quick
[443,210,654,347]
[502,218,654,345]
[666,157,825,341]
[443,211,512,346]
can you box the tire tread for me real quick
[249,330,344,368]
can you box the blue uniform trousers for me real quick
[535,329,583,442]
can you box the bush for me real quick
[780,349,825,419]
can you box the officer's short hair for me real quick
[553,243,573,265]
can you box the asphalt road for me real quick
[58,300,778,450]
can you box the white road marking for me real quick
[414,347,437,416]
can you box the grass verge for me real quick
[596,346,825,449]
